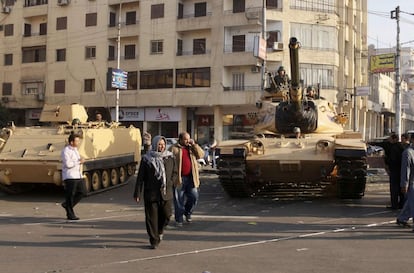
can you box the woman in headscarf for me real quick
[134,135,177,249]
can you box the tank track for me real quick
[335,156,367,199]
[218,155,252,198]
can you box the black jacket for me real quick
[133,154,177,202]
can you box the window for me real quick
[86,13,97,27]
[151,4,164,19]
[177,39,183,56]
[232,73,245,90]
[176,67,210,88]
[195,2,207,17]
[56,17,67,30]
[233,0,245,13]
[266,31,281,48]
[193,39,206,55]
[232,35,245,52]
[84,79,95,92]
[22,46,46,63]
[109,12,116,27]
[126,11,136,25]
[4,24,13,36]
[151,40,163,54]
[54,80,65,94]
[108,45,115,60]
[124,44,136,59]
[85,46,96,59]
[291,23,337,50]
[266,0,278,9]
[178,3,184,19]
[56,49,66,62]
[4,54,13,66]
[300,63,337,89]
[39,23,47,35]
[24,0,47,7]
[24,24,31,37]
[140,69,173,89]
[2,82,12,96]
[127,71,138,90]
[290,0,336,13]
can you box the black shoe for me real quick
[67,215,80,221]
[386,205,398,210]
[150,244,158,249]
[185,214,192,223]
[396,219,411,228]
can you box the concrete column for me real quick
[214,106,223,142]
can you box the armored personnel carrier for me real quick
[218,37,367,199]
[0,104,141,194]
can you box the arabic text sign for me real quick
[111,69,128,89]
[370,53,395,73]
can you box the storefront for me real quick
[110,107,144,133]
[145,107,180,138]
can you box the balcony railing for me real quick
[177,49,211,56]
[223,85,261,91]
[24,0,48,7]
[223,44,254,53]
[178,11,212,19]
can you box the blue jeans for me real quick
[174,175,199,223]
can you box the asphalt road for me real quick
[1,170,413,273]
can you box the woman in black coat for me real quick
[134,135,177,249]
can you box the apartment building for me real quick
[0,0,368,143]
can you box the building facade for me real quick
[0,0,368,144]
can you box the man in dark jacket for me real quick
[134,135,177,249]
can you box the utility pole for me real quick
[391,6,401,139]
[260,0,266,91]
[115,2,122,123]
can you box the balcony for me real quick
[108,0,139,5]
[175,51,212,67]
[21,33,47,47]
[108,22,140,39]
[223,7,262,27]
[177,13,213,32]
[23,3,48,17]
[223,45,257,66]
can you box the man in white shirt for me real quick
[61,133,86,220]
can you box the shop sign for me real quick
[110,108,144,121]
[145,107,181,122]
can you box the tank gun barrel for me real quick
[288,37,302,103]
[289,37,300,88]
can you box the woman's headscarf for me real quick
[143,135,173,194]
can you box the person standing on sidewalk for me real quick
[61,133,86,220]
[169,132,204,226]
[134,135,177,249]
[397,135,414,229]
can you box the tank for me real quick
[218,37,367,199]
[0,104,141,194]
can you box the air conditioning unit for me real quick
[272,42,283,51]
[37,93,45,101]
[2,6,11,14]
[251,66,260,73]
[57,0,69,6]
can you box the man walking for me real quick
[61,133,86,220]
[169,132,204,226]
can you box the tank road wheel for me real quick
[110,168,119,185]
[91,171,102,191]
[127,164,136,176]
[336,158,367,199]
[101,170,111,188]
[83,172,92,193]
[119,166,127,183]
